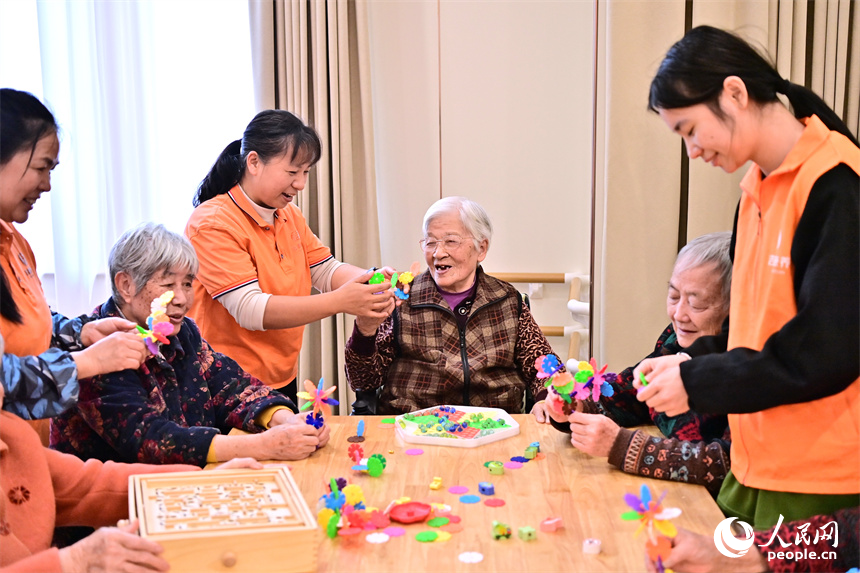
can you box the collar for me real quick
[408,266,508,310]
[226,185,283,229]
[238,184,276,225]
[741,115,828,194]
[0,220,18,247]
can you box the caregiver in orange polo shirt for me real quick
[186,110,395,403]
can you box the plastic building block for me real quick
[540,517,564,532]
[492,521,512,540]
[478,482,495,495]
[487,461,505,475]
[518,526,537,541]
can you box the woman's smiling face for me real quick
[0,132,59,224]
[423,212,487,294]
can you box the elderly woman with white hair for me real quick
[51,223,329,467]
[345,196,563,416]
[544,231,733,496]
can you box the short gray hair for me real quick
[109,223,199,300]
[422,196,493,249]
[674,231,733,309]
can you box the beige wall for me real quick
[368,0,594,362]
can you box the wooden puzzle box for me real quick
[129,467,319,573]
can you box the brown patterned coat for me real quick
[345,268,558,415]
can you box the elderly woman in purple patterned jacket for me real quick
[344,196,562,416]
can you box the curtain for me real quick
[594,0,858,369]
[250,0,380,413]
[0,0,255,317]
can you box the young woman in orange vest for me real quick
[186,110,395,403]
[634,26,859,531]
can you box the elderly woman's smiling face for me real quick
[666,261,728,348]
[423,211,488,293]
[116,266,194,336]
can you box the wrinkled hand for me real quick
[633,355,691,417]
[530,401,552,424]
[213,457,265,470]
[282,411,331,448]
[337,269,397,321]
[72,332,148,379]
[644,528,769,573]
[258,419,324,460]
[58,519,168,573]
[568,411,620,458]
[80,317,139,347]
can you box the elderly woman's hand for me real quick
[71,331,149,379]
[58,519,168,573]
[568,411,621,458]
[634,355,691,416]
[257,421,323,461]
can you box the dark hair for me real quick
[194,110,322,206]
[648,26,859,147]
[1,89,58,324]
[1,88,59,167]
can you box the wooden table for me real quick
[211,415,725,572]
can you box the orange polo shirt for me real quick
[729,116,860,494]
[185,187,332,388]
[0,221,51,356]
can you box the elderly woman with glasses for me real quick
[344,196,563,416]
[51,223,330,467]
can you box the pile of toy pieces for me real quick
[317,475,566,547]
[400,406,511,440]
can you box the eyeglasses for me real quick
[419,235,472,253]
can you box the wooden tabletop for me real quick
[210,414,725,572]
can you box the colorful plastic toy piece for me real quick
[478,482,495,496]
[492,521,512,540]
[518,526,537,541]
[297,377,339,419]
[524,447,537,460]
[388,501,432,524]
[487,461,505,475]
[540,517,564,532]
[368,271,385,285]
[429,477,443,490]
[529,441,541,452]
[367,453,387,477]
[136,291,175,354]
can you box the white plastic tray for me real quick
[394,405,520,448]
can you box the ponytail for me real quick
[779,81,859,147]
[194,140,244,206]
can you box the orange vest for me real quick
[729,116,860,494]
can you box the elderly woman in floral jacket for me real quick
[51,223,329,467]
[345,197,561,416]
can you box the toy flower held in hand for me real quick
[573,358,616,402]
[137,290,175,354]
[535,354,575,413]
[393,262,421,300]
[297,377,339,420]
[621,484,681,573]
